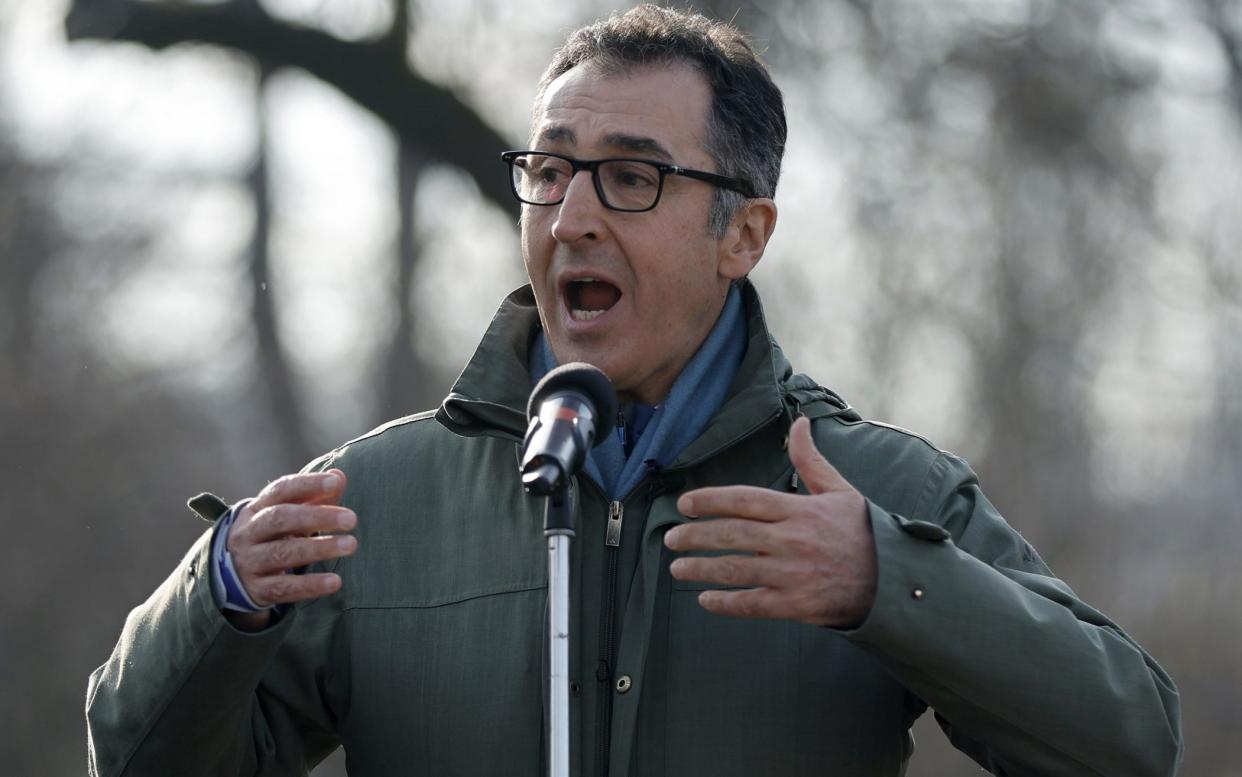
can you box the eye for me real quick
[537,162,564,181]
[605,162,658,189]
[523,155,570,182]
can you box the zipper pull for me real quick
[606,500,624,547]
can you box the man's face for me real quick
[521,62,747,405]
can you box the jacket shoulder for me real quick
[301,410,455,473]
[808,403,975,521]
[822,413,946,459]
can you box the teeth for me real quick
[571,309,605,321]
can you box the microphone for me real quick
[521,362,618,495]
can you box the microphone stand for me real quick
[542,475,574,777]
[521,362,618,777]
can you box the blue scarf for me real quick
[530,283,747,499]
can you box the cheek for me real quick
[519,219,550,272]
[654,243,722,305]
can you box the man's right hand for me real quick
[224,469,357,631]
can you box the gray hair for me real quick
[535,4,786,237]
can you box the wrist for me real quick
[211,499,273,613]
[224,608,273,632]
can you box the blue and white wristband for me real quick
[210,499,272,613]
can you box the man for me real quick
[86,6,1181,777]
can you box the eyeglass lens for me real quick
[511,153,663,210]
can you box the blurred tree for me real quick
[250,60,315,465]
[63,0,520,450]
[1203,0,1242,504]
[949,2,1161,560]
[64,0,515,215]
[0,102,253,776]
[0,124,50,389]
[381,0,438,418]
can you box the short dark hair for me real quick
[535,4,786,237]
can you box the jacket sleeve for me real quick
[845,452,1182,777]
[85,521,345,777]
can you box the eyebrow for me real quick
[601,132,674,161]
[535,126,676,162]
[537,125,576,146]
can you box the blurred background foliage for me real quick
[1,0,1238,774]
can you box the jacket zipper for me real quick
[595,499,624,777]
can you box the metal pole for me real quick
[545,485,574,777]
[548,532,571,777]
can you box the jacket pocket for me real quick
[340,588,547,776]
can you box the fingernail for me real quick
[323,472,341,489]
[664,528,680,549]
[337,512,355,530]
[336,536,355,552]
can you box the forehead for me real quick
[531,62,713,163]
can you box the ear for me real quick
[717,198,778,280]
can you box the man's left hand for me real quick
[664,416,877,628]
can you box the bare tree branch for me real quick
[1202,0,1242,305]
[374,0,443,419]
[64,0,518,219]
[247,62,315,466]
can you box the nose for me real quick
[550,169,603,244]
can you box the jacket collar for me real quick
[435,279,854,458]
[436,285,540,441]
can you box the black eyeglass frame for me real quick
[501,149,759,212]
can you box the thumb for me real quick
[788,416,851,495]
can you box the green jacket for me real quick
[86,282,1181,777]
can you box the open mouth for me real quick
[565,278,622,321]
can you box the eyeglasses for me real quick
[501,150,758,213]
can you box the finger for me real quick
[238,504,356,545]
[665,517,774,553]
[249,469,347,513]
[669,554,784,589]
[677,485,800,523]
[696,586,792,621]
[249,572,343,607]
[238,534,358,576]
[787,416,851,495]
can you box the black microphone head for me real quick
[528,362,618,445]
